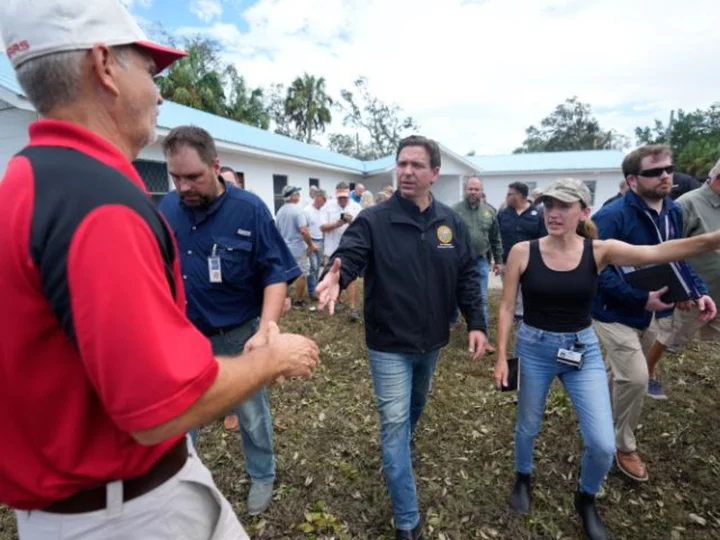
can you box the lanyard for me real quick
[644,211,700,298]
[644,211,673,243]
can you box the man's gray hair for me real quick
[709,157,720,181]
[15,46,133,116]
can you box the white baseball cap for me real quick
[1,0,186,72]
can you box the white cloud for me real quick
[190,0,224,23]
[176,0,720,154]
[119,0,153,8]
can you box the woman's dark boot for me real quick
[574,490,609,540]
[509,473,532,514]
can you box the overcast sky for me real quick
[107,1,720,154]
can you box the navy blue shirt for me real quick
[497,204,546,262]
[160,183,301,335]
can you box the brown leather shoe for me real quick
[223,414,240,432]
[616,450,648,482]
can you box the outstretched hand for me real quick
[315,258,342,315]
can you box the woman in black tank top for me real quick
[492,178,720,540]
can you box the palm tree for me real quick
[285,74,333,143]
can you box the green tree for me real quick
[330,76,420,159]
[267,83,300,138]
[635,104,720,177]
[225,66,269,129]
[284,74,333,144]
[514,96,629,153]
[327,133,375,160]
[155,36,269,128]
[156,36,226,114]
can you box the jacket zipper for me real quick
[420,229,428,353]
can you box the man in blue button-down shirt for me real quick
[159,126,301,516]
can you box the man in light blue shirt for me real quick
[276,185,317,306]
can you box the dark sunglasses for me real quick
[638,165,674,178]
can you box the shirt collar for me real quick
[180,177,228,223]
[700,182,720,208]
[625,189,672,216]
[395,191,436,218]
[27,119,147,194]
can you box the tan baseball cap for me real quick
[538,178,592,207]
[1,0,186,72]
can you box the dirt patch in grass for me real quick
[2,290,719,539]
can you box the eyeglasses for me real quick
[638,165,674,178]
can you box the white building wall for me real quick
[0,105,35,177]
[0,102,624,218]
[138,141,361,215]
[363,173,394,200]
[433,174,462,207]
[479,171,624,215]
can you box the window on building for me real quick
[236,171,245,188]
[583,180,597,206]
[309,178,320,188]
[133,159,169,206]
[273,174,288,213]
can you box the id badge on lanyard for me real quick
[208,244,222,283]
[557,340,585,370]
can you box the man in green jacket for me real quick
[451,175,503,350]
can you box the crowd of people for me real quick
[1,2,720,540]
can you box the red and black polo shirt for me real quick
[0,120,218,510]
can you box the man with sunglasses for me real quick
[591,144,714,483]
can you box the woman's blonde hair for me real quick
[360,191,375,208]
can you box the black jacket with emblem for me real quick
[324,192,486,354]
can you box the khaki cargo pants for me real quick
[593,317,671,453]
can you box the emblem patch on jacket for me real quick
[436,225,453,246]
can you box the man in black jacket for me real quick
[316,135,487,540]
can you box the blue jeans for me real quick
[368,348,441,530]
[307,241,323,298]
[189,318,276,483]
[514,323,615,495]
[451,257,490,329]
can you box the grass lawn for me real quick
[2,290,719,539]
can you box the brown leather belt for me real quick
[43,438,188,514]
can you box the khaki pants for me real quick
[593,317,671,453]
[658,305,720,348]
[16,436,249,540]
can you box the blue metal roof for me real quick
[157,101,366,172]
[468,150,623,173]
[0,53,624,174]
[364,155,395,173]
[0,54,24,96]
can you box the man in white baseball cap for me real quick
[0,1,319,539]
[4,0,186,72]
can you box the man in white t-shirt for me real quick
[321,182,362,320]
[303,189,327,300]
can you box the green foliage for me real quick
[635,104,720,178]
[284,74,334,144]
[155,36,269,128]
[514,96,629,153]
